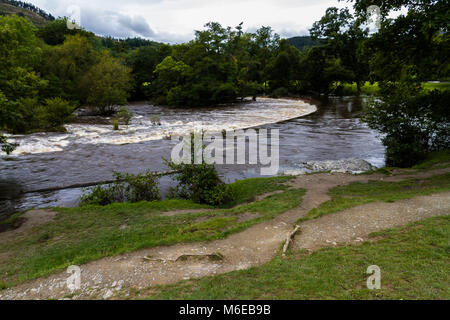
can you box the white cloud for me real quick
[28,0,351,43]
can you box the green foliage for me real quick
[0,15,45,100]
[0,134,16,154]
[166,160,234,206]
[362,84,450,167]
[269,87,289,98]
[150,23,283,107]
[34,98,74,131]
[305,7,369,93]
[116,106,133,125]
[80,51,132,115]
[351,0,449,82]
[36,18,93,45]
[112,119,119,131]
[80,171,161,206]
[0,90,73,133]
[287,36,320,51]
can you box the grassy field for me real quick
[143,215,450,300]
[0,176,304,288]
[338,82,450,95]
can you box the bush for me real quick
[80,171,161,206]
[116,106,133,125]
[0,94,73,133]
[269,87,289,98]
[35,98,74,131]
[362,83,450,167]
[166,160,235,206]
[0,135,16,154]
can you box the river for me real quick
[0,96,385,220]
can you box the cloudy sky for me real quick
[28,0,352,43]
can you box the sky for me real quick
[27,0,352,43]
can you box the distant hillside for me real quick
[0,0,54,27]
[287,36,320,51]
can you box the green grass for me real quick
[0,176,304,288]
[412,150,450,170]
[423,82,450,92]
[337,82,450,96]
[298,173,450,223]
[142,216,450,300]
[339,82,380,95]
[362,150,450,176]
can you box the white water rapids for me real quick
[3,98,317,156]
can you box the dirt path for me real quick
[0,168,449,300]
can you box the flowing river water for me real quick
[0,97,385,220]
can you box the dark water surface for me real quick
[0,96,384,220]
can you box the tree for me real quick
[363,83,449,166]
[0,15,45,100]
[80,51,132,115]
[309,7,369,92]
[348,0,449,82]
[39,34,100,103]
[348,0,450,165]
[37,18,78,45]
[266,39,302,92]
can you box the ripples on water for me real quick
[0,96,385,220]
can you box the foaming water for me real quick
[6,98,316,155]
[0,96,385,220]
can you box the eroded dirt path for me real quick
[1,168,449,300]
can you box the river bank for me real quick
[0,152,448,299]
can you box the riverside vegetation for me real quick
[0,151,449,295]
[0,0,449,299]
[1,0,449,167]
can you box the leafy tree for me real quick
[126,45,164,100]
[309,7,369,92]
[266,39,302,92]
[348,0,449,82]
[37,18,79,45]
[39,34,100,102]
[80,51,132,115]
[363,83,449,166]
[0,15,45,100]
[34,98,75,131]
[348,0,450,166]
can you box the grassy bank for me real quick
[338,82,450,95]
[298,172,450,223]
[143,215,449,300]
[0,176,304,288]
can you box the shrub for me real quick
[363,83,450,167]
[166,160,234,206]
[117,106,133,125]
[0,135,16,154]
[80,171,161,206]
[269,87,289,98]
[35,98,74,131]
[112,119,119,131]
